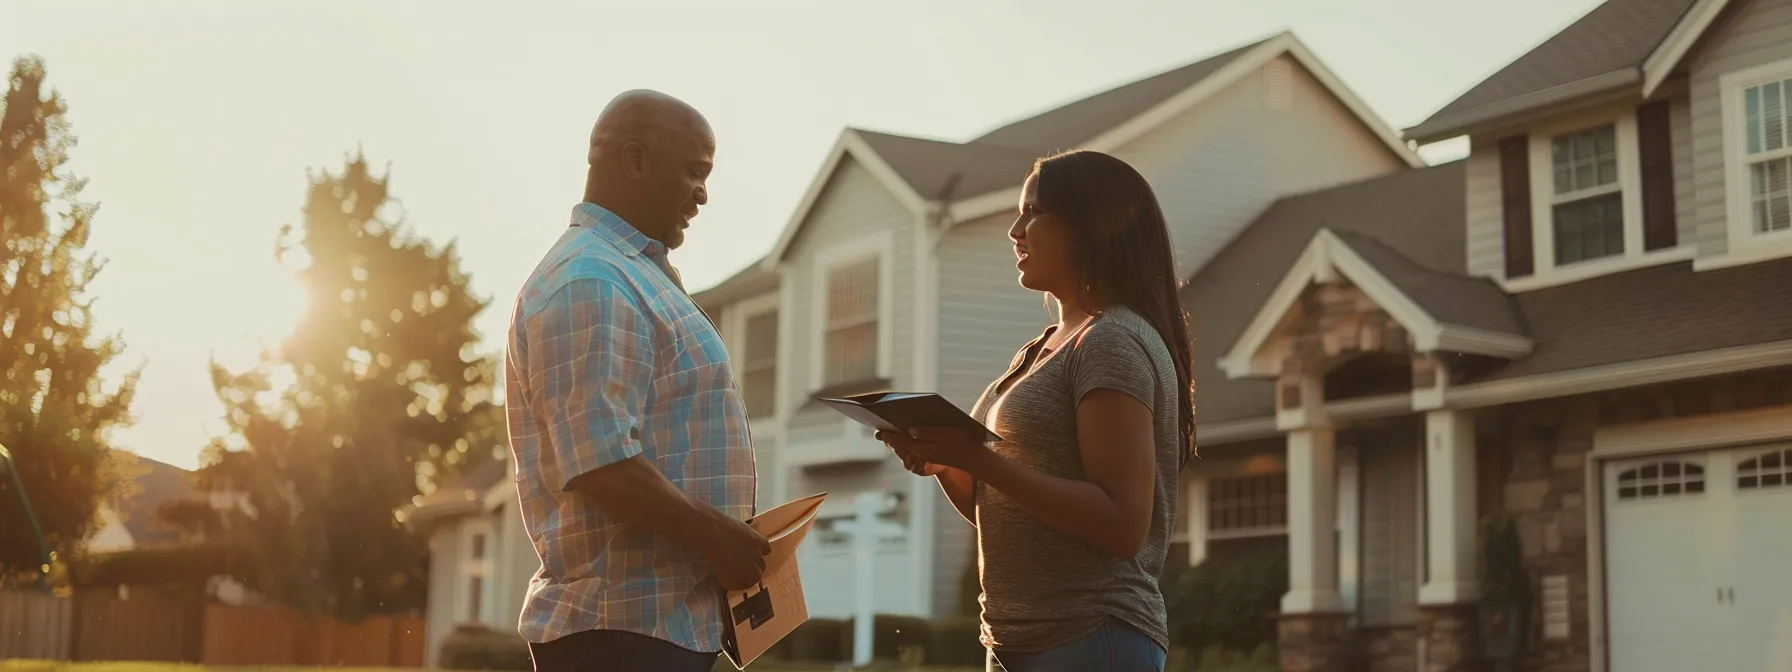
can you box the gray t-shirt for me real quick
[968,305,1182,653]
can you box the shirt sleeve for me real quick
[527,277,657,490]
[1066,319,1159,410]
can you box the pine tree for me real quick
[195,153,501,618]
[0,55,140,584]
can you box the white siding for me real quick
[423,523,466,668]
[1464,139,1508,279]
[498,500,537,634]
[1687,0,1792,256]
[1114,55,1408,279]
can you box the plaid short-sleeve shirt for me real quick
[505,203,756,651]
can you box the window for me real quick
[1549,124,1625,265]
[1615,461,1705,500]
[741,310,778,418]
[1741,77,1792,235]
[1206,473,1287,538]
[822,258,879,386]
[1737,448,1790,490]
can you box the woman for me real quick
[877,149,1195,672]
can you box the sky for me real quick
[0,0,1606,470]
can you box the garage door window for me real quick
[1615,460,1705,500]
[1736,448,1790,490]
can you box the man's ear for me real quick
[619,141,650,181]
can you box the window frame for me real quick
[460,521,492,625]
[807,231,895,391]
[1526,110,1647,275]
[725,292,781,420]
[1716,55,1792,267]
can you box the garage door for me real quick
[1604,443,1792,672]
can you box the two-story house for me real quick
[690,30,1424,622]
[1191,0,1792,670]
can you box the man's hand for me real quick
[696,509,772,591]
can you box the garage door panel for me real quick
[1604,454,1730,672]
[1731,445,1792,672]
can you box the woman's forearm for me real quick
[966,449,1141,557]
[935,468,977,525]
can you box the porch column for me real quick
[1419,408,1483,672]
[1282,426,1343,614]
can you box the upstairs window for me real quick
[1741,77,1792,235]
[741,310,778,418]
[1550,124,1625,265]
[822,258,879,387]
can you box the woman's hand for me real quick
[874,427,991,474]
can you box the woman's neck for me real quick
[1052,291,1095,333]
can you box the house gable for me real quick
[1219,228,1532,382]
[763,130,927,268]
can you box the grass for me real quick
[1,661,983,672]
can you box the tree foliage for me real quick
[190,154,502,618]
[0,55,139,581]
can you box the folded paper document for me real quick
[815,392,1002,443]
[720,492,827,670]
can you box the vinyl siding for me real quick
[1672,94,1699,248]
[1688,0,1792,256]
[1464,140,1506,278]
[1113,55,1408,279]
[423,523,466,668]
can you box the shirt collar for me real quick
[571,202,664,258]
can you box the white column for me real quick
[1419,408,1479,605]
[1282,427,1345,614]
[850,492,880,667]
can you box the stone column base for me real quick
[1419,604,1483,672]
[1277,612,1352,672]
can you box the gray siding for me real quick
[932,210,1045,617]
[1115,55,1408,279]
[781,157,917,419]
[1688,0,1792,256]
[1464,140,1506,279]
[1672,94,1699,248]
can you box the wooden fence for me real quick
[0,590,424,666]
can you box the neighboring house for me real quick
[690,29,1423,621]
[89,452,200,554]
[403,457,538,668]
[1189,0,1792,671]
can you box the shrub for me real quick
[1161,537,1287,658]
[775,617,849,662]
[439,624,532,671]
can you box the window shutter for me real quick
[1637,100,1678,251]
[1498,136,1535,278]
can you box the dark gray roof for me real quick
[1330,229,1526,337]
[1408,0,1698,141]
[690,259,780,310]
[854,131,1041,202]
[1186,163,1472,425]
[1188,158,1792,432]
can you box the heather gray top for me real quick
[968,306,1181,653]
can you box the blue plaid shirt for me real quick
[505,203,756,651]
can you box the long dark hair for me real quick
[1032,150,1197,467]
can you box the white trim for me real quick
[762,130,927,268]
[1641,0,1735,98]
[806,229,898,392]
[1505,246,1695,292]
[1521,107,1648,282]
[459,519,494,626]
[1585,403,1792,672]
[481,478,515,512]
[772,265,800,502]
[1699,56,1792,271]
[945,32,1423,225]
[1218,229,1534,379]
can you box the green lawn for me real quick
[1,661,981,672]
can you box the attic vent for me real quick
[1264,58,1293,111]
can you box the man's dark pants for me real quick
[529,629,719,672]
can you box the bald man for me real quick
[505,90,767,672]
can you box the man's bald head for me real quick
[583,89,715,250]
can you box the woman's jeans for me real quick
[987,619,1167,672]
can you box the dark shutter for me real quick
[1498,136,1534,278]
[1637,100,1678,251]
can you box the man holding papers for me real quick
[505,90,767,672]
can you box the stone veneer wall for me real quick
[1480,366,1792,672]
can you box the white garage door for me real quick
[1605,443,1792,672]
